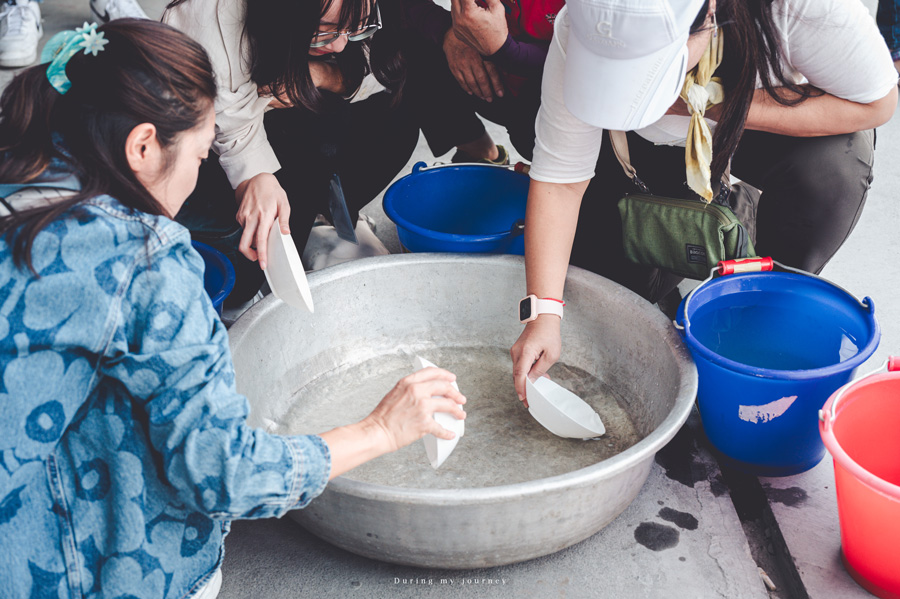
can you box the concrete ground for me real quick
[3,0,899,597]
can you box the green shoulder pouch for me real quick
[609,132,755,280]
[617,193,754,279]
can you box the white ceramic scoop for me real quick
[263,220,314,312]
[414,356,465,469]
[525,376,606,439]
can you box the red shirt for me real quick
[501,0,564,43]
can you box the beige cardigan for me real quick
[164,0,279,189]
[164,0,386,190]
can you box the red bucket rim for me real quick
[820,371,900,499]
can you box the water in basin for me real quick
[272,346,642,489]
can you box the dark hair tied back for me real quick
[0,19,217,272]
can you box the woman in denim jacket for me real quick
[0,19,465,599]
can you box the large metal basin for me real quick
[228,254,696,568]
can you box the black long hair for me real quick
[0,19,217,273]
[167,0,405,113]
[697,0,822,183]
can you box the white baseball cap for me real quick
[562,0,706,130]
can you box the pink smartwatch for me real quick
[518,295,565,323]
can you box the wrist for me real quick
[525,313,562,328]
[443,26,455,47]
[484,29,508,56]
[488,33,514,60]
[519,295,565,323]
[358,415,395,455]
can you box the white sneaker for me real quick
[90,0,148,22]
[0,0,42,69]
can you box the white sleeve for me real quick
[773,0,898,104]
[529,10,605,184]
[164,0,281,189]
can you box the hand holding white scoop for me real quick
[414,356,465,469]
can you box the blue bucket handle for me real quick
[409,161,525,174]
[675,257,873,332]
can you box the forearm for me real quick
[319,418,392,480]
[524,179,589,299]
[745,85,898,137]
[173,426,331,519]
[489,35,549,77]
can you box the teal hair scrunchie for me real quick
[41,22,109,95]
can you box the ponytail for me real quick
[0,19,217,273]
[0,64,64,184]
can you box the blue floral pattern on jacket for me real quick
[0,194,331,598]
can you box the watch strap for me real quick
[535,298,564,318]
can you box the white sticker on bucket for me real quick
[738,396,798,424]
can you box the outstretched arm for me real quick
[510,179,587,404]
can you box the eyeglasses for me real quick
[310,4,382,48]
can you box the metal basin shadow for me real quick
[228,254,697,568]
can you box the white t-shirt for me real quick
[530,0,899,184]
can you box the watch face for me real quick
[519,297,532,321]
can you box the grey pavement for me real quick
[2,0,899,597]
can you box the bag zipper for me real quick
[625,193,734,227]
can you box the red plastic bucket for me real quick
[819,357,900,598]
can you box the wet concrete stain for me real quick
[764,485,808,507]
[634,522,680,551]
[658,507,699,531]
[654,426,708,488]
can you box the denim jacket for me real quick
[0,186,331,598]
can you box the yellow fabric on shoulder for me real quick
[681,26,724,202]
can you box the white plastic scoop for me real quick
[525,376,606,439]
[263,220,314,312]
[414,356,465,469]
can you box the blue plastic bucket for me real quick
[192,241,236,315]
[383,162,529,254]
[676,261,879,476]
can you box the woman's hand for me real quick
[365,367,467,452]
[234,173,291,270]
[510,315,562,407]
[450,0,508,57]
[443,27,504,102]
[259,83,292,109]
[320,368,467,479]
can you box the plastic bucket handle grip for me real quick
[717,257,774,275]
[677,257,870,331]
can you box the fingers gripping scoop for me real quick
[414,356,465,469]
